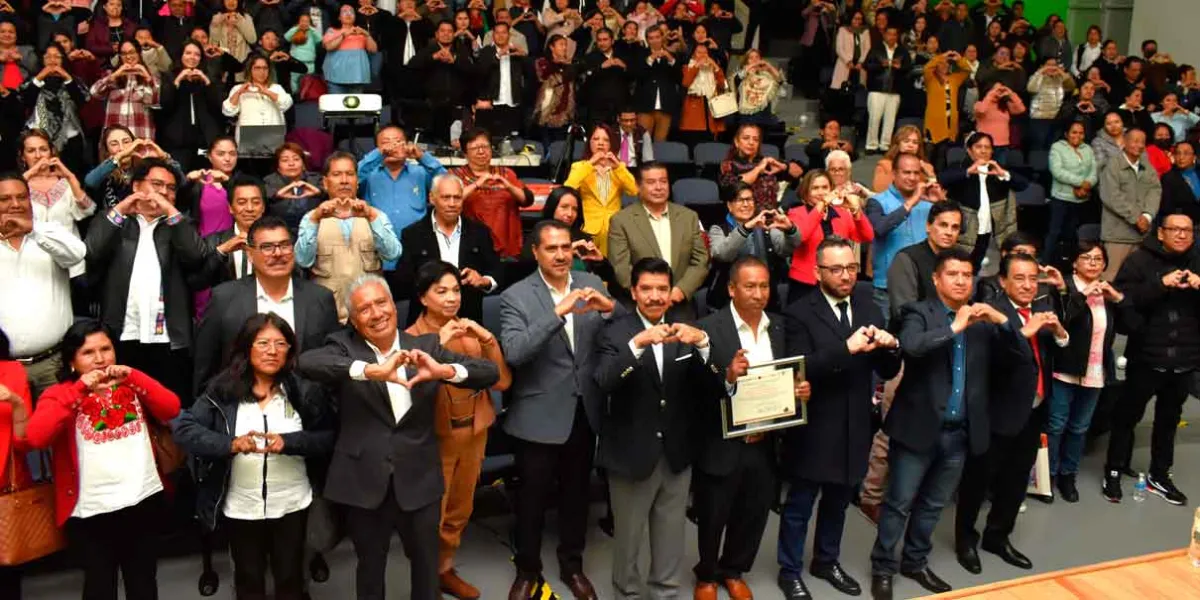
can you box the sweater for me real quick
[1049,140,1099,203]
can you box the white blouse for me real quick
[221,83,293,135]
[223,389,312,521]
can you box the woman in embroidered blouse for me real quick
[785,169,874,301]
[718,122,804,214]
[564,123,638,257]
[453,128,535,259]
[89,40,160,141]
[210,0,257,65]
[19,43,91,177]
[733,48,783,127]
[222,55,294,142]
[173,313,335,600]
[1049,241,1123,503]
[19,130,93,276]
[321,3,377,94]
[84,125,174,211]
[3,319,180,600]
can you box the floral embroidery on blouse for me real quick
[75,385,146,444]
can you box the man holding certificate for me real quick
[593,257,713,599]
[777,237,903,600]
[693,256,811,600]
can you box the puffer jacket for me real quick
[1113,237,1200,370]
[1027,70,1076,119]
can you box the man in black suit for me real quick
[632,26,681,141]
[778,237,902,600]
[194,215,340,395]
[296,274,499,600]
[594,257,711,599]
[395,174,501,326]
[382,0,434,127]
[955,253,1068,575]
[693,256,810,600]
[868,248,1030,600]
[582,27,632,127]
[200,176,266,287]
[474,22,530,138]
[410,21,475,144]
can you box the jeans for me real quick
[1026,118,1058,153]
[870,429,969,575]
[1042,199,1087,266]
[777,479,855,579]
[1047,380,1102,476]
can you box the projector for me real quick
[318,94,383,115]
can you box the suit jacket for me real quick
[695,305,786,477]
[198,228,244,287]
[193,276,340,396]
[381,16,434,98]
[886,299,1032,456]
[593,312,708,480]
[395,216,501,326]
[783,284,902,484]
[607,202,710,301]
[499,269,614,444]
[583,48,634,110]
[295,328,499,511]
[986,295,1059,436]
[410,41,474,106]
[475,45,530,105]
[631,48,682,114]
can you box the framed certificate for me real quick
[720,355,808,439]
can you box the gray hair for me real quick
[825,150,852,170]
[430,173,464,198]
[344,273,392,315]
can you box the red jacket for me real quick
[787,204,875,284]
[18,369,180,525]
[0,361,33,489]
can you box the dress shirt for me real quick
[496,52,515,107]
[348,334,468,422]
[1010,298,1070,407]
[646,204,673,261]
[731,306,773,366]
[223,388,313,520]
[230,225,250,279]
[257,278,296,331]
[0,222,86,356]
[821,289,852,327]
[221,84,294,132]
[121,216,170,344]
[358,150,447,268]
[540,270,574,351]
[401,19,417,64]
[627,310,711,373]
[431,214,498,291]
[294,212,403,269]
[943,303,965,423]
[975,165,1010,236]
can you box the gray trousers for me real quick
[609,458,692,599]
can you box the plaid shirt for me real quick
[89,74,160,141]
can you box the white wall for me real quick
[1128,0,1200,62]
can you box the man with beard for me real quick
[359,126,447,261]
[296,152,402,322]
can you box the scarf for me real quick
[738,66,780,114]
[535,59,575,127]
[32,77,83,151]
[687,62,718,98]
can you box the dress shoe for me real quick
[723,578,754,600]
[562,572,598,600]
[869,574,893,600]
[1058,473,1080,503]
[777,575,812,599]
[439,569,480,599]
[900,567,951,594]
[508,575,538,600]
[956,545,982,574]
[810,563,861,596]
[858,503,881,525]
[694,582,719,600]
[981,538,1033,569]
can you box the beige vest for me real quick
[311,217,381,322]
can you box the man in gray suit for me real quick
[500,219,618,600]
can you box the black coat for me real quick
[986,296,1056,436]
[475,45,531,104]
[1157,168,1200,228]
[193,275,340,395]
[395,216,501,327]
[379,15,433,100]
[864,43,912,94]
[1112,237,1200,370]
[694,305,786,477]
[1054,276,1119,381]
[158,76,225,151]
[593,313,709,480]
[782,284,901,484]
[939,165,1027,212]
[296,328,499,511]
[410,41,474,106]
[886,299,1032,456]
[631,48,682,114]
[582,49,634,111]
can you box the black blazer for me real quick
[475,45,531,104]
[695,305,786,477]
[410,41,475,106]
[192,275,340,395]
[631,48,683,114]
[864,44,912,94]
[783,284,902,485]
[1055,276,1119,381]
[986,296,1056,436]
[582,48,634,109]
[158,76,225,152]
[395,216,501,326]
[939,165,1027,212]
[1157,168,1200,228]
[593,312,709,480]
[886,299,1032,456]
[296,328,500,511]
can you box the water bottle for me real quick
[1133,473,1148,502]
[1189,507,1200,568]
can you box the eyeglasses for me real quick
[729,196,755,204]
[818,264,860,277]
[1161,226,1194,236]
[252,339,291,352]
[466,144,490,153]
[145,179,177,194]
[1076,255,1105,264]
[250,241,294,255]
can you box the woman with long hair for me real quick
[3,319,180,600]
[563,123,637,256]
[718,122,803,214]
[533,33,579,143]
[872,125,935,192]
[785,169,874,301]
[159,40,223,172]
[18,43,90,176]
[85,0,136,64]
[89,39,160,141]
[678,43,726,144]
[210,0,257,65]
[173,313,335,600]
[82,125,174,211]
[321,3,377,93]
[222,54,293,142]
[1045,121,1099,264]
[973,81,1025,165]
[830,10,870,93]
[520,186,616,285]
[922,48,973,171]
[733,48,784,127]
[19,129,93,277]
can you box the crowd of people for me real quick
[1,1,1200,600]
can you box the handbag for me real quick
[147,419,186,475]
[1026,433,1052,497]
[298,74,327,103]
[0,451,65,566]
[708,91,738,119]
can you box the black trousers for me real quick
[1105,365,1192,477]
[478,104,523,138]
[955,405,1045,549]
[0,567,20,600]
[343,488,440,600]
[114,341,192,408]
[693,442,775,582]
[513,402,595,577]
[68,493,164,600]
[969,232,992,273]
[226,509,308,600]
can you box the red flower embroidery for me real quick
[75,385,145,443]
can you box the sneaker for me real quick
[1102,470,1122,503]
[1018,501,1027,513]
[1147,473,1189,506]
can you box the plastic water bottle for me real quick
[1189,507,1200,568]
[1133,473,1148,502]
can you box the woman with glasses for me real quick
[174,313,335,600]
[89,39,160,141]
[785,169,874,302]
[706,182,799,311]
[451,128,534,260]
[221,55,293,145]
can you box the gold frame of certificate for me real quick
[720,355,807,439]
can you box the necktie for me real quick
[837,300,850,331]
[620,133,631,164]
[1017,307,1044,399]
[239,250,249,278]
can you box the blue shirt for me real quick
[1181,166,1200,201]
[944,304,966,423]
[357,150,446,268]
[294,211,403,269]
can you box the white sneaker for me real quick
[1117,356,1128,370]
[1018,502,1027,513]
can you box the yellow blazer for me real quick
[564,160,638,256]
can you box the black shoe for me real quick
[955,545,982,574]
[1058,474,1080,503]
[981,538,1033,569]
[900,567,951,594]
[1102,470,1123,503]
[1148,473,1189,506]
[1030,491,1054,504]
[197,571,219,597]
[309,553,330,583]
[777,575,813,599]
[870,574,893,600]
[810,562,861,596]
